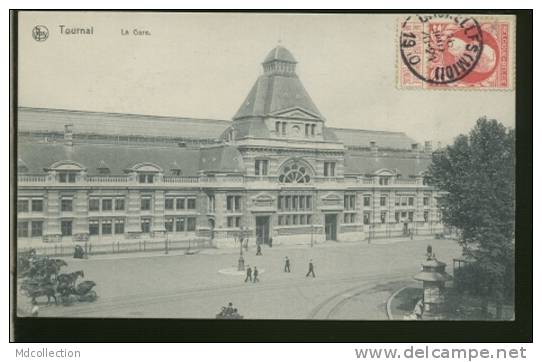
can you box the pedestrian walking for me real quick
[414,299,424,320]
[256,244,262,256]
[253,267,260,283]
[306,259,315,278]
[410,229,414,240]
[284,256,291,272]
[245,266,252,282]
[269,237,273,248]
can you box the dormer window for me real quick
[97,160,110,174]
[59,172,77,183]
[139,173,154,184]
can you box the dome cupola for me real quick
[262,45,297,76]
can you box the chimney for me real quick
[64,124,73,147]
[424,141,433,153]
[370,140,378,156]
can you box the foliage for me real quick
[427,118,515,307]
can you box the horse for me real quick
[21,282,58,305]
[57,270,84,289]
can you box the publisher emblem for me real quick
[32,25,49,42]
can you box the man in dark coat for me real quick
[256,244,262,256]
[245,266,252,282]
[284,256,291,272]
[306,259,315,278]
[253,267,260,283]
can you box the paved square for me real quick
[21,238,462,319]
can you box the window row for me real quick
[278,214,313,226]
[17,199,43,213]
[164,217,197,232]
[89,198,125,211]
[17,220,43,237]
[278,195,312,211]
[165,197,197,211]
[89,218,125,235]
[343,212,356,224]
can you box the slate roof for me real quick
[344,152,431,177]
[199,145,245,174]
[17,107,230,140]
[18,141,202,176]
[332,127,417,150]
[233,74,322,120]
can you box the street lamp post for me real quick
[237,226,249,271]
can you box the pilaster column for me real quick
[44,190,61,243]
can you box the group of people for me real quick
[283,256,316,277]
[216,302,243,319]
[243,256,316,283]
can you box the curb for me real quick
[386,286,409,320]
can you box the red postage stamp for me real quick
[397,14,514,90]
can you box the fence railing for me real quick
[18,238,213,258]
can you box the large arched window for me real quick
[278,160,312,183]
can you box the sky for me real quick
[18,12,515,145]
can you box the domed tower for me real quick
[230,45,332,142]
[223,44,344,181]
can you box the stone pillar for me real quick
[126,190,141,238]
[44,190,61,243]
[152,190,166,238]
[73,190,89,242]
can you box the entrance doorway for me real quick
[255,216,270,245]
[325,214,337,241]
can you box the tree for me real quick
[427,117,515,319]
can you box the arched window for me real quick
[278,161,312,183]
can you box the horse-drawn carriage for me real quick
[18,249,97,306]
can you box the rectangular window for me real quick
[141,218,151,233]
[227,216,234,228]
[176,217,185,232]
[311,124,316,136]
[255,160,269,176]
[408,211,414,222]
[165,217,174,232]
[187,217,196,231]
[380,211,387,224]
[299,196,305,210]
[208,195,215,212]
[61,199,73,212]
[115,198,125,211]
[423,197,430,206]
[324,162,336,177]
[305,124,310,137]
[300,215,306,224]
[165,198,174,210]
[285,196,290,210]
[18,200,29,212]
[278,215,283,225]
[89,198,100,211]
[275,121,280,134]
[307,215,312,225]
[176,198,185,210]
[115,219,125,234]
[379,177,390,185]
[17,221,29,237]
[395,212,400,223]
[424,211,430,222]
[380,196,387,207]
[401,197,408,206]
[89,220,99,235]
[363,196,371,207]
[285,215,290,225]
[292,196,298,210]
[408,197,415,206]
[363,212,371,225]
[61,220,72,236]
[187,198,196,210]
[102,199,112,211]
[141,198,151,211]
[278,196,283,210]
[59,172,76,183]
[282,122,286,136]
[306,196,312,209]
[31,221,43,237]
[102,219,112,235]
[293,215,298,225]
[31,199,43,212]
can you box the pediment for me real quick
[271,107,321,120]
[251,192,275,208]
